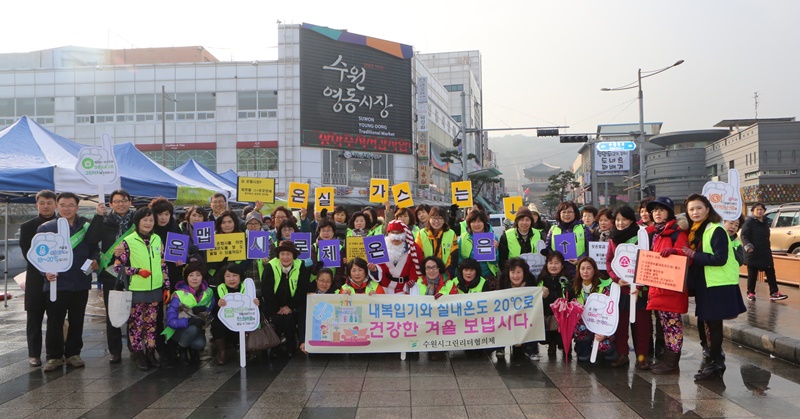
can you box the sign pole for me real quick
[239,332,247,368]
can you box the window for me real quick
[237,148,279,172]
[17,98,35,116]
[322,150,393,186]
[706,165,718,177]
[238,91,278,119]
[775,211,799,228]
[444,84,463,92]
[729,159,734,169]
[452,115,462,123]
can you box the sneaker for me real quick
[29,357,42,367]
[43,358,64,372]
[770,292,788,301]
[65,355,85,368]
[747,292,756,301]
[529,353,540,361]
[495,349,505,357]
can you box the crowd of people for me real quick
[19,188,774,382]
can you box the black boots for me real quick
[651,350,680,375]
[146,348,161,369]
[134,351,149,371]
[214,339,227,365]
[694,358,726,381]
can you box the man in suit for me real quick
[19,190,58,367]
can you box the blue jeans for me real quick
[172,325,206,351]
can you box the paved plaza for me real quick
[1,279,800,418]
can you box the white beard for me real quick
[387,242,406,263]
[386,242,408,278]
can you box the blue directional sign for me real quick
[597,141,636,152]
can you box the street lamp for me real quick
[601,60,684,200]
[161,85,178,167]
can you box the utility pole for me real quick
[460,91,468,181]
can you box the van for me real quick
[488,214,507,238]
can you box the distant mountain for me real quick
[488,134,583,194]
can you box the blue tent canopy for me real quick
[174,159,237,201]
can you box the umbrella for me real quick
[550,297,584,361]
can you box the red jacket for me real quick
[645,219,689,314]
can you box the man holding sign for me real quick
[88,189,134,364]
[37,192,100,372]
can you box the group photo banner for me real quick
[305,287,545,353]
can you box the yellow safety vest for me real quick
[702,223,739,288]
[125,232,164,291]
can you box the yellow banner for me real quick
[315,187,335,212]
[504,196,523,222]
[237,177,275,203]
[305,287,545,353]
[392,182,414,208]
[369,179,389,204]
[346,236,366,261]
[288,182,310,209]
[206,232,246,262]
[451,181,473,208]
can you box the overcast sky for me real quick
[3,1,798,137]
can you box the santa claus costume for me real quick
[371,220,424,294]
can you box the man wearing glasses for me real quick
[88,189,134,364]
[38,192,100,372]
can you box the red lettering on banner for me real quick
[303,130,412,154]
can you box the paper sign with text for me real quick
[207,233,246,262]
[472,232,496,262]
[318,239,341,268]
[305,287,545,353]
[315,187,335,212]
[291,232,312,260]
[164,232,190,264]
[246,230,270,259]
[451,181,473,208]
[633,250,688,293]
[369,179,390,204]
[363,235,390,264]
[192,221,215,251]
[519,240,546,276]
[237,177,275,203]
[581,282,620,336]
[288,182,310,209]
[588,242,609,271]
[504,196,523,222]
[702,169,742,221]
[218,278,259,332]
[346,236,367,261]
[392,182,414,208]
[553,232,577,260]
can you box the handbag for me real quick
[545,314,559,331]
[245,313,282,351]
[107,270,132,328]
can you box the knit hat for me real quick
[514,207,534,224]
[245,212,263,226]
[385,220,422,280]
[275,240,300,258]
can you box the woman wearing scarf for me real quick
[605,206,651,369]
[682,194,746,380]
[544,201,593,277]
[498,207,541,271]
[416,206,460,279]
[645,197,689,374]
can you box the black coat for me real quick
[87,211,134,283]
[740,216,774,268]
[19,214,57,311]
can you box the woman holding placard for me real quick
[498,207,541,271]
[571,257,616,362]
[544,201,593,276]
[682,194,746,380]
[644,197,689,374]
[114,207,167,371]
[605,206,651,370]
[539,252,572,357]
[457,210,499,287]
[212,263,261,364]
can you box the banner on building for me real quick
[305,287,545,353]
[594,149,630,175]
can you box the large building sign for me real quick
[300,24,413,155]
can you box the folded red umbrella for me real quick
[550,297,584,361]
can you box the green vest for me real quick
[433,278,459,295]
[702,223,739,288]
[216,282,246,299]
[456,277,487,294]
[459,232,498,276]
[368,225,383,236]
[550,224,587,256]
[162,287,214,340]
[419,228,456,264]
[125,232,164,292]
[268,258,302,297]
[504,228,542,259]
[577,277,612,304]
[337,280,380,294]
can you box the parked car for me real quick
[488,213,507,238]
[763,202,800,255]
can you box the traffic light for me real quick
[559,135,589,143]
[537,128,559,137]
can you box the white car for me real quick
[488,214,507,238]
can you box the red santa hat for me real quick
[386,220,422,280]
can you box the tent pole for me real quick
[4,199,8,307]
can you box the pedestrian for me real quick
[416,206,459,278]
[538,251,571,357]
[311,268,337,294]
[162,261,214,366]
[581,205,599,238]
[594,208,614,242]
[19,189,57,367]
[87,188,134,364]
[40,192,100,372]
[741,203,788,301]
[498,207,541,271]
[415,204,431,232]
[545,201,592,276]
[208,192,229,222]
[337,257,384,295]
[415,256,457,361]
[211,263,260,365]
[371,220,424,294]
[347,211,371,238]
[605,206,651,369]
[242,211,267,305]
[114,207,166,371]
[645,196,689,374]
[394,207,419,236]
[310,219,345,287]
[571,257,616,362]
[208,210,242,284]
[332,206,349,243]
[262,240,310,357]
[458,210,499,287]
[682,194,747,380]
[638,197,655,227]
